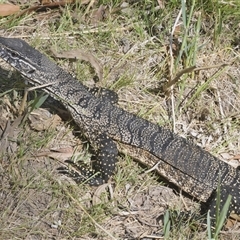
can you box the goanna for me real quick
[0,37,239,223]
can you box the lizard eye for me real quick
[10,52,18,58]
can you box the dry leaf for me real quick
[232,154,240,160]
[0,116,23,154]
[36,146,83,162]
[157,0,165,9]
[50,147,74,153]
[230,213,240,221]
[90,4,106,25]
[36,151,77,161]
[173,24,182,37]
[0,4,20,17]
[40,0,81,4]
[28,108,61,131]
[40,0,52,5]
[51,48,103,82]
[225,214,240,228]
[3,0,90,22]
[92,183,113,205]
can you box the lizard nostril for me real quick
[27,69,35,74]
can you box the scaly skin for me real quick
[0,37,239,223]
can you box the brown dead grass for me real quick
[0,1,240,239]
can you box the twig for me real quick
[169,8,182,133]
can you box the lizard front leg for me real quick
[59,133,118,185]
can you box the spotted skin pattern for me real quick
[89,87,119,105]
[207,182,240,222]
[60,133,118,185]
[0,37,239,225]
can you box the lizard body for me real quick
[0,37,239,223]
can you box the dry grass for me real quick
[0,0,240,239]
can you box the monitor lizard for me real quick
[0,37,239,225]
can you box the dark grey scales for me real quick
[0,37,239,225]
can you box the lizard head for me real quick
[0,37,57,84]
